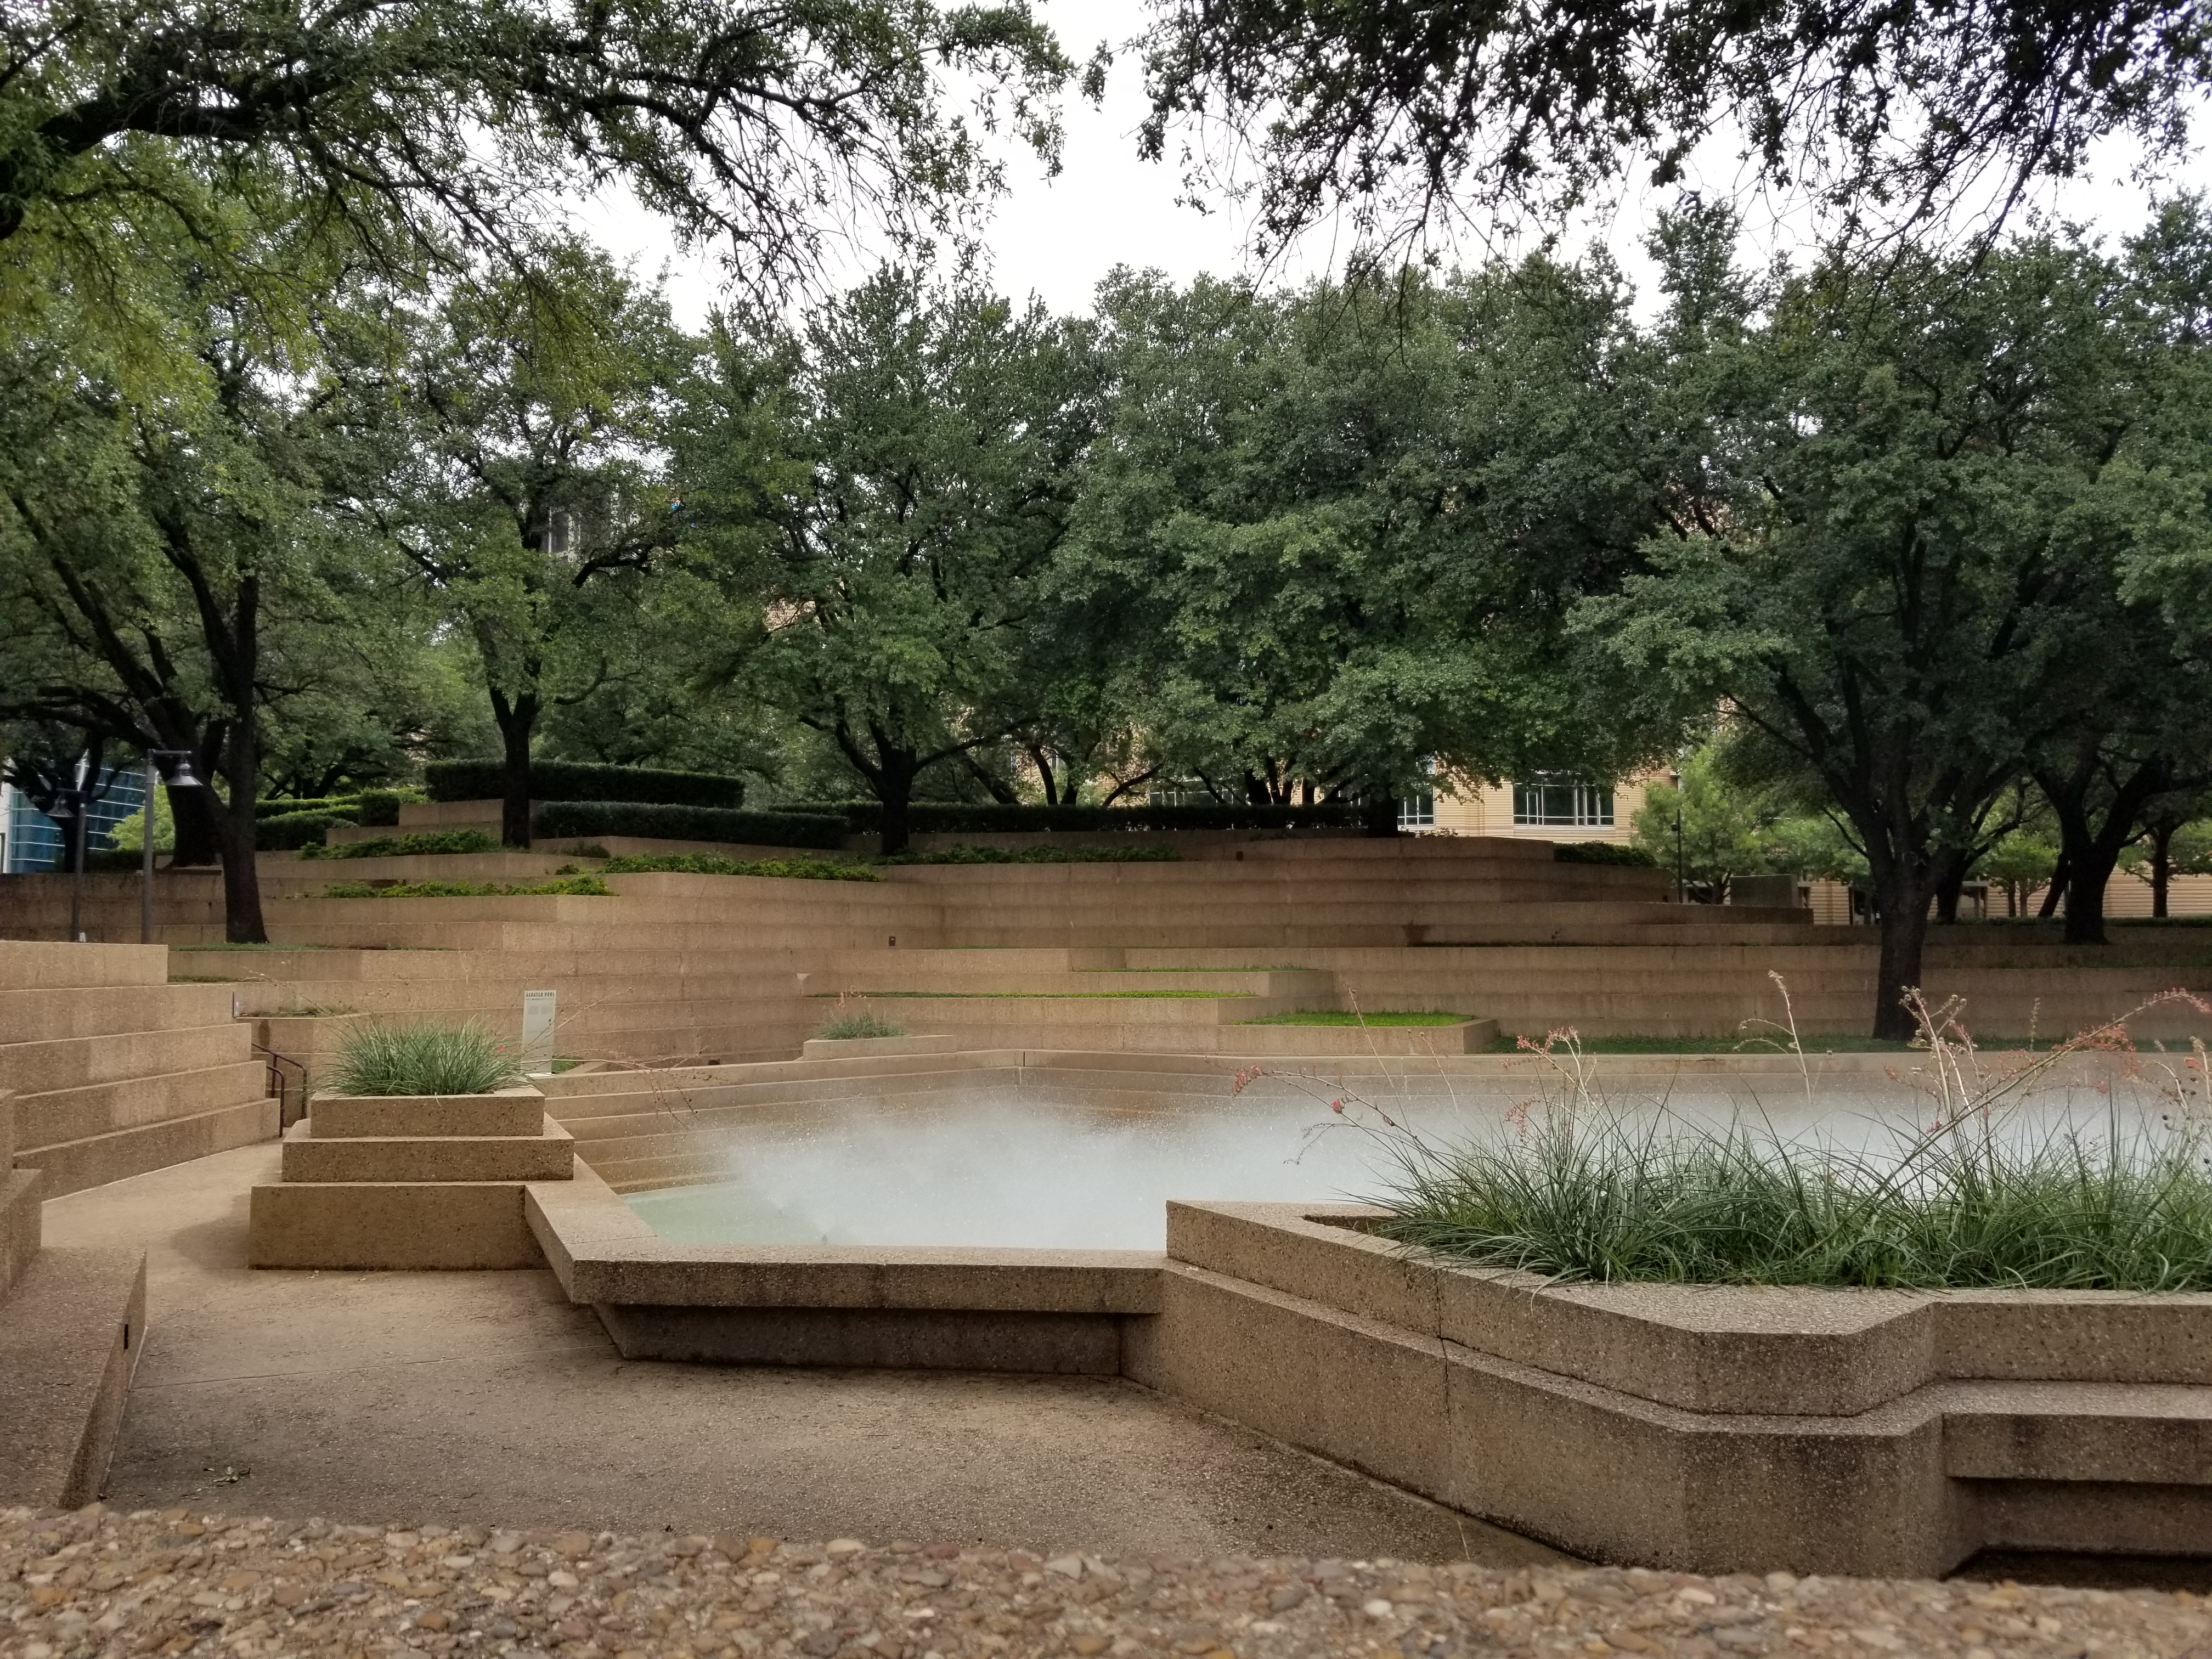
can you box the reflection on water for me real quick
[625,1069,2183,1251]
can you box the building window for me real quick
[1399,789,1435,829]
[1513,779,1614,828]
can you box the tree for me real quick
[1,0,1069,298]
[1059,262,1671,831]
[0,267,397,938]
[1587,215,2148,1037]
[686,263,1103,853]
[2123,798,2212,917]
[1137,0,2211,262]
[340,245,699,845]
[1629,744,1778,902]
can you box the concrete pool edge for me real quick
[522,1168,2212,1577]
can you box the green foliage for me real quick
[593,853,882,881]
[1057,267,1670,811]
[1136,0,2201,262]
[1552,842,1657,867]
[318,876,611,896]
[257,812,358,851]
[1375,1102,2212,1291]
[686,263,1104,849]
[780,800,1361,834]
[425,758,746,808]
[1630,746,1780,898]
[814,1010,907,1040]
[878,843,1181,864]
[531,800,848,849]
[301,830,498,860]
[326,1022,523,1097]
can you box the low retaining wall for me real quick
[520,1164,2212,1578]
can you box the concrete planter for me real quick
[1137,1201,2212,1578]
[250,1083,575,1269]
[521,1163,2212,1577]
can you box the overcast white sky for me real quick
[575,0,2212,331]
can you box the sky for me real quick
[574,0,2212,331]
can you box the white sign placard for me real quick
[520,989,557,1075]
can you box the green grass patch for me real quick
[318,876,611,898]
[174,942,338,951]
[572,853,882,881]
[877,843,1181,865]
[299,830,498,860]
[326,1020,523,1096]
[1238,1009,1470,1026]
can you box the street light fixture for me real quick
[140,751,201,945]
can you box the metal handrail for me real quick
[252,1042,311,1126]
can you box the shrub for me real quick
[815,1009,906,1040]
[318,876,611,897]
[257,810,356,851]
[594,853,882,881]
[1553,842,1658,866]
[777,800,1363,834]
[255,789,413,826]
[327,1020,525,1096]
[877,842,1182,865]
[301,830,498,860]
[427,758,747,808]
[532,800,849,849]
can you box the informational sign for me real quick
[520,989,557,1075]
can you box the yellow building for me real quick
[1404,772,1655,846]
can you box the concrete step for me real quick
[280,1115,574,1182]
[0,1244,145,1506]
[0,1020,256,1094]
[15,1094,278,1199]
[15,1058,275,1150]
[0,940,170,990]
[1,1167,41,1302]
[0,980,249,1042]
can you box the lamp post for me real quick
[1669,765,1686,904]
[140,750,200,945]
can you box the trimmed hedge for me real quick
[586,853,883,881]
[775,800,1364,834]
[255,790,409,826]
[301,830,498,860]
[320,876,612,897]
[532,799,849,850]
[258,810,356,851]
[879,843,1181,865]
[1554,841,1658,867]
[428,759,747,808]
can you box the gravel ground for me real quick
[5,1505,2209,1659]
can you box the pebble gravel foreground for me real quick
[5,1506,2210,1659]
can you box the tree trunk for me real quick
[2151,821,2174,918]
[2062,853,2116,945]
[1933,865,1965,924]
[489,688,539,848]
[1362,795,1400,838]
[1870,870,1933,1041]
[216,719,267,944]
[2036,852,2068,919]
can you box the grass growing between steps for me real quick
[815,1011,909,1039]
[567,854,882,881]
[1237,1009,1471,1026]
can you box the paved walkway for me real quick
[42,1146,1567,1566]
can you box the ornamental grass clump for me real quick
[328,1021,526,1097]
[1363,984,2212,1291]
[815,1009,906,1040]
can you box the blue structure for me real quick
[3,764,149,873]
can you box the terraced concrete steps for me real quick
[0,941,278,1198]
